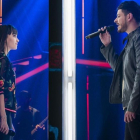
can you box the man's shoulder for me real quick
[134,27,140,36]
[131,27,140,41]
[16,106,40,113]
[29,106,40,114]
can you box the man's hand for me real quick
[124,111,136,123]
[0,116,9,135]
[35,124,45,130]
[99,26,111,47]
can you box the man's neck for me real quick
[21,105,30,111]
[126,22,139,34]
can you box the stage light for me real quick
[62,0,76,139]
[0,0,2,25]
[0,0,2,17]
[16,63,48,84]
[14,61,29,66]
[76,59,111,68]
[33,54,42,59]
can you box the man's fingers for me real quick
[99,27,107,33]
[129,115,133,122]
[124,113,130,123]
[124,114,127,123]
[132,113,136,119]
[101,27,104,31]
[124,112,136,123]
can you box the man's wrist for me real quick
[104,42,111,47]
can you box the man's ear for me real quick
[127,13,133,21]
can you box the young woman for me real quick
[0,25,19,140]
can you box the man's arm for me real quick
[99,27,119,71]
[127,36,140,111]
[100,43,119,71]
[125,36,140,122]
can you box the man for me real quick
[99,1,140,140]
[13,90,41,140]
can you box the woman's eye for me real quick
[13,34,17,37]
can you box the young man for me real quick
[99,1,140,140]
[14,90,41,140]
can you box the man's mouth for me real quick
[117,25,120,28]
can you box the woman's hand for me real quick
[0,116,9,135]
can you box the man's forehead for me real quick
[117,9,123,15]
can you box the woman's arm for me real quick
[0,57,11,134]
[0,93,9,134]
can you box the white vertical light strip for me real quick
[67,82,73,139]
[62,0,76,139]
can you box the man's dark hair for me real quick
[19,90,31,99]
[117,1,140,23]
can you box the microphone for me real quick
[85,25,114,39]
[8,129,16,136]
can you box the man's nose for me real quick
[114,18,117,23]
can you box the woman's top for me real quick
[0,52,17,112]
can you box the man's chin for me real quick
[117,29,121,33]
[117,28,124,33]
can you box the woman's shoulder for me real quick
[0,52,6,58]
[0,52,10,68]
[0,52,10,62]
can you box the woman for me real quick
[0,25,19,140]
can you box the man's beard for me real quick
[117,20,127,33]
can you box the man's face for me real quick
[114,9,128,33]
[20,96,31,107]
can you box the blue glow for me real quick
[3,0,49,61]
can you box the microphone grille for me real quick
[107,25,115,32]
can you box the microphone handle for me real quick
[85,25,114,39]
[8,129,16,136]
[86,30,106,39]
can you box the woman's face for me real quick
[5,33,19,51]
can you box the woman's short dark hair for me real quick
[0,24,18,52]
[117,1,140,23]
